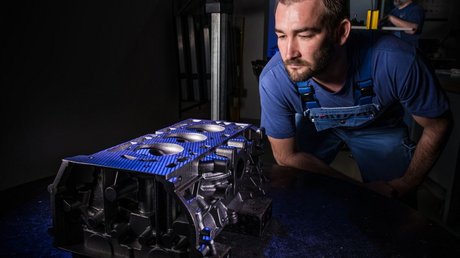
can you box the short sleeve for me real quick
[259,72,296,139]
[407,6,425,32]
[397,53,449,118]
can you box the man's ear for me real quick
[337,19,351,46]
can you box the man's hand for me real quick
[365,181,397,198]
[365,178,413,198]
[386,14,418,34]
[388,177,413,197]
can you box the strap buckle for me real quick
[301,91,315,103]
[360,86,374,96]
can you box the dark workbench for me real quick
[216,164,460,257]
[1,164,460,257]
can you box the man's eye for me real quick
[299,34,313,39]
[277,35,286,39]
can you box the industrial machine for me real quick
[48,119,271,258]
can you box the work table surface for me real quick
[1,164,460,257]
[218,164,460,257]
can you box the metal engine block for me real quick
[48,119,271,258]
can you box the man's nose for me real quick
[285,38,300,60]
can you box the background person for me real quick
[382,0,425,47]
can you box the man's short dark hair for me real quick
[276,0,348,32]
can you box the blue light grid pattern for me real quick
[65,119,249,176]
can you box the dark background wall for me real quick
[0,1,180,190]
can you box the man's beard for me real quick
[283,39,335,82]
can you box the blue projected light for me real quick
[65,119,250,176]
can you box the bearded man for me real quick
[258,0,451,199]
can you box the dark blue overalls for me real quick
[295,39,415,182]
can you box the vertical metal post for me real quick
[219,13,228,120]
[207,1,232,121]
[210,13,222,120]
[379,0,385,19]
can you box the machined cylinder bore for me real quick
[187,123,225,133]
[135,143,184,156]
[165,132,207,143]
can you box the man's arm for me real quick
[386,15,419,34]
[388,112,453,196]
[268,136,348,180]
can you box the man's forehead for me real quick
[277,0,321,6]
[275,0,325,18]
[276,0,323,8]
[275,0,325,27]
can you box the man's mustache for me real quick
[284,58,309,66]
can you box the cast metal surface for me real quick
[48,119,271,257]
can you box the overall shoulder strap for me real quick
[353,31,375,105]
[297,80,320,110]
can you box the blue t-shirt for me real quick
[389,2,425,47]
[259,32,449,139]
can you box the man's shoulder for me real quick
[397,2,424,18]
[259,52,285,82]
[349,32,415,56]
[374,34,415,53]
[407,2,424,11]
